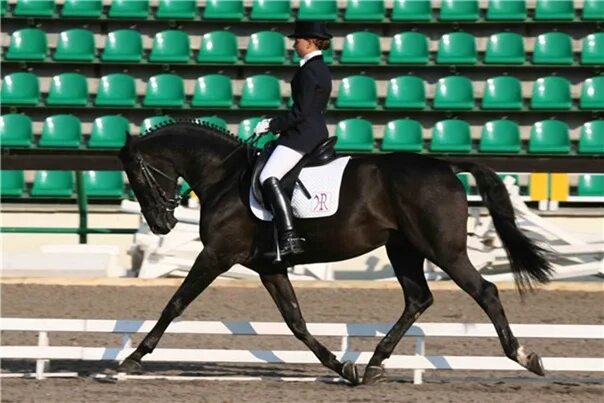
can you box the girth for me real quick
[251,137,338,206]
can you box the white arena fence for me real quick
[1,318,603,384]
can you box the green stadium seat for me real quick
[388,32,429,64]
[1,171,25,197]
[14,0,54,16]
[578,175,604,196]
[581,33,604,65]
[102,30,143,62]
[344,0,385,21]
[580,77,604,110]
[141,116,174,134]
[482,76,523,110]
[6,28,48,60]
[335,75,377,109]
[31,171,74,197]
[583,0,604,20]
[533,32,573,65]
[436,32,477,64]
[237,117,277,148]
[156,0,197,19]
[39,114,81,148]
[298,0,337,20]
[109,0,149,18]
[498,173,521,187]
[391,0,431,21]
[292,46,334,64]
[196,116,228,130]
[530,76,572,110]
[457,173,473,194]
[88,115,129,148]
[334,118,374,151]
[95,74,137,107]
[54,29,95,61]
[1,0,6,16]
[46,73,88,106]
[528,120,570,153]
[149,30,191,63]
[484,32,525,64]
[84,171,124,198]
[240,75,281,108]
[203,0,243,20]
[486,0,526,20]
[430,120,472,153]
[191,74,233,107]
[250,0,291,20]
[0,113,33,148]
[534,0,574,20]
[479,120,521,153]
[381,119,423,151]
[143,74,185,107]
[439,0,479,21]
[433,76,474,110]
[579,120,604,154]
[384,75,426,109]
[1,72,39,105]
[245,31,286,64]
[61,0,103,17]
[197,31,238,63]
[340,32,381,64]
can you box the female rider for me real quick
[254,20,333,258]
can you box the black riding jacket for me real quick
[268,54,332,154]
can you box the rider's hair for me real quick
[310,38,330,51]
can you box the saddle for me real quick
[250,137,338,206]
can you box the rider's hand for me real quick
[254,118,272,134]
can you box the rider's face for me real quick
[293,38,315,58]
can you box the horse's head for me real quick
[119,134,179,235]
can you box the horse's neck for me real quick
[170,134,246,196]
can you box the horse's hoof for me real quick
[117,357,143,374]
[526,352,545,376]
[341,361,360,386]
[362,365,386,385]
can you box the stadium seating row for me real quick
[0,169,125,198]
[4,29,604,66]
[2,72,602,111]
[2,170,602,199]
[2,113,602,155]
[3,0,602,22]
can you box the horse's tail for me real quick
[452,161,553,293]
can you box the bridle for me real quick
[135,154,191,212]
[132,138,252,212]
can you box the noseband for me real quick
[135,154,191,211]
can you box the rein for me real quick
[135,154,189,211]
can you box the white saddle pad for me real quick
[250,156,351,221]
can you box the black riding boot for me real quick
[262,177,305,257]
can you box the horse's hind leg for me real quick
[260,272,360,385]
[118,250,225,373]
[438,251,545,376]
[362,237,433,384]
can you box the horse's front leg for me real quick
[118,249,226,373]
[260,272,360,385]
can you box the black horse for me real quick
[117,120,552,384]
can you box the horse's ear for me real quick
[124,131,137,150]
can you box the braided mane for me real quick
[140,118,244,147]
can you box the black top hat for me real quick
[288,21,333,40]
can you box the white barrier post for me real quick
[121,333,132,349]
[35,331,49,380]
[413,336,425,385]
[340,335,350,352]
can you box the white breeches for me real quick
[259,145,304,184]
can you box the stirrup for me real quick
[279,236,305,256]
